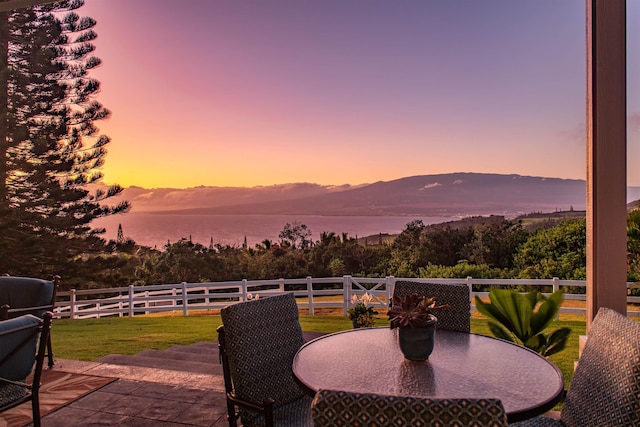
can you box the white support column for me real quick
[586,0,628,327]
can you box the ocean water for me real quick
[91,213,457,249]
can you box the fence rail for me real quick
[53,276,640,319]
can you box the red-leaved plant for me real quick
[387,293,449,328]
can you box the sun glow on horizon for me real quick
[81,0,639,189]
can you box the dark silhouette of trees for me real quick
[49,210,640,290]
[628,210,640,282]
[461,220,528,269]
[0,1,128,276]
[422,226,474,266]
[278,221,312,249]
[389,220,427,276]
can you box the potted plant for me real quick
[347,292,378,328]
[474,289,571,357]
[387,293,448,361]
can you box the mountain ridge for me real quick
[112,173,640,218]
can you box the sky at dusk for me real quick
[80,0,640,189]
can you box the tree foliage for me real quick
[628,209,640,282]
[278,221,313,249]
[514,219,586,280]
[0,1,128,276]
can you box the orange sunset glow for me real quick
[79,0,640,189]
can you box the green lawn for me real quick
[51,311,584,392]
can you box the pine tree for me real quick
[116,224,124,245]
[0,1,128,275]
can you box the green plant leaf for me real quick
[474,294,511,327]
[541,327,572,357]
[478,289,571,356]
[489,289,533,343]
[525,333,545,352]
[531,290,563,335]
[488,321,514,343]
[480,290,518,330]
[524,291,540,310]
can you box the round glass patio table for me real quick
[292,327,564,423]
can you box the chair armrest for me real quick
[226,393,274,413]
[3,305,53,317]
[0,376,30,389]
[226,393,275,427]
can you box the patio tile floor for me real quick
[26,333,326,426]
[38,376,229,427]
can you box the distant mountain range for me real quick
[111,173,640,218]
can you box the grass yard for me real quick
[51,311,585,393]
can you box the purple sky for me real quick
[80,0,640,188]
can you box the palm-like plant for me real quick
[474,289,571,357]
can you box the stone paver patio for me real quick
[22,332,326,427]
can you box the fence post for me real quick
[466,276,474,316]
[279,278,285,293]
[172,288,177,313]
[343,275,351,316]
[387,276,395,307]
[128,285,134,317]
[70,289,76,319]
[553,277,560,320]
[306,276,314,315]
[241,279,248,301]
[182,282,188,316]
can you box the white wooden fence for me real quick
[53,276,640,319]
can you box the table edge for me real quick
[292,327,565,423]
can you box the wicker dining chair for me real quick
[392,280,471,332]
[0,312,53,427]
[311,389,508,427]
[511,307,640,427]
[218,292,312,427]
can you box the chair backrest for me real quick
[560,307,640,426]
[393,281,471,332]
[0,314,41,382]
[0,276,56,319]
[312,389,508,427]
[220,293,306,408]
[1,312,52,427]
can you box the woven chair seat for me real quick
[511,416,562,426]
[312,389,508,426]
[0,382,27,407]
[241,395,313,427]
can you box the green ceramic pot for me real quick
[398,316,437,361]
